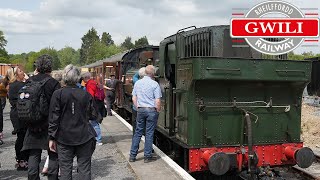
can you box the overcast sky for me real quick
[1,0,319,54]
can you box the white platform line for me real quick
[111,110,195,180]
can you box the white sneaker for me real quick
[97,142,103,146]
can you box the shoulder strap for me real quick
[41,77,51,84]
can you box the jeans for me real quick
[90,120,102,143]
[130,108,158,158]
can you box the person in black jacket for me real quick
[9,66,29,170]
[21,55,61,180]
[48,64,97,180]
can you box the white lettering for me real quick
[274,44,284,51]
[261,43,267,50]
[288,9,293,14]
[288,39,294,46]
[255,39,262,47]
[284,43,291,50]
[278,22,284,33]
[297,22,303,33]
[245,22,259,33]
[285,22,295,33]
[260,22,277,33]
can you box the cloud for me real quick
[39,0,126,19]
[1,0,320,54]
[0,8,63,35]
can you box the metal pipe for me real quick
[245,113,255,177]
[201,105,290,108]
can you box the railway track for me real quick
[292,151,320,179]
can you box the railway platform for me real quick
[101,110,194,180]
[0,105,194,180]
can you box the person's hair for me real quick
[62,64,81,85]
[81,72,92,79]
[6,67,17,83]
[138,67,146,78]
[35,54,53,74]
[145,65,155,76]
[78,77,84,84]
[54,73,62,82]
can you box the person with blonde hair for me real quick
[8,66,29,170]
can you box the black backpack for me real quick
[17,77,51,124]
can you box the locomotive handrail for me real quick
[276,69,306,74]
[176,26,196,34]
[202,105,290,109]
[198,100,291,113]
[206,67,241,72]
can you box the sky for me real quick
[1,0,319,55]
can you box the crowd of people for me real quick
[0,54,162,179]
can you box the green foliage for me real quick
[101,32,114,46]
[0,31,7,50]
[288,51,318,60]
[25,51,40,72]
[1,27,151,72]
[58,46,80,67]
[134,36,149,48]
[9,53,27,66]
[86,42,124,64]
[121,36,134,50]
[0,30,9,61]
[80,27,100,65]
[0,56,10,63]
[39,47,60,70]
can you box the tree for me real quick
[101,32,114,46]
[80,27,100,65]
[0,30,9,61]
[39,47,60,70]
[58,46,80,67]
[25,51,40,73]
[0,31,7,51]
[134,36,149,48]
[87,41,108,64]
[121,36,134,50]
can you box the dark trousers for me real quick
[15,130,28,161]
[95,99,106,118]
[106,95,115,116]
[28,149,59,180]
[1,97,6,110]
[57,139,96,180]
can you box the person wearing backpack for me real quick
[8,66,29,170]
[20,55,61,180]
